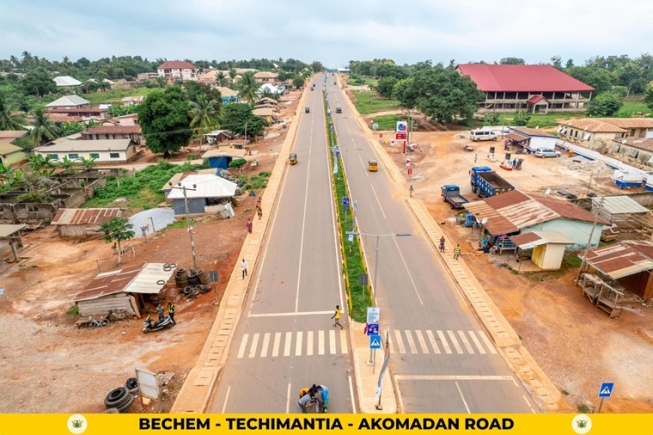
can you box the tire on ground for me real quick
[103,408,120,413]
[125,378,139,395]
[104,387,129,408]
[117,393,135,413]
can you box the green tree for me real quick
[189,95,220,149]
[78,156,97,170]
[228,68,237,82]
[216,71,228,87]
[483,112,502,125]
[21,68,56,97]
[643,81,653,111]
[27,154,56,175]
[29,108,60,147]
[101,217,135,264]
[586,93,623,116]
[310,61,324,73]
[59,121,87,137]
[375,77,398,99]
[0,96,25,130]
[292,75,305,89]
[392,78,418,109]
[376,64,408,79]
[221,103,268,137]
[512,111,531,126]
[611,86,628,98]
[137,85,192,157]
[499,57,525,65]
[183,81,222,107]
[235,71,261,106]
[57,156,76,174]
[566,66,612,94]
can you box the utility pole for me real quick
[243,121,248,150]
[169,182,198,270]
[576,197,604,285]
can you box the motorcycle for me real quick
[142,315,175,333]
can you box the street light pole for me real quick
[373,234,380,306]
[169,182,198,270]
[576,197,604,285]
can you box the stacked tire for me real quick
[104,387,134,413]
[196,270,210,285]
[175,269,189,289]
[188,270,201,286]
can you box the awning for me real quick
[122,263,176,294]
[510,231,573,250]
[506,132,529,143]
[584,241,653,280]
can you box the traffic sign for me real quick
[367,323,379,336]
[598,382,614,398]
[367,307,380,324]
[370,335,381,349]
[396,133,407,140]
[343,197,349,206]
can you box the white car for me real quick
[535,148,561,158]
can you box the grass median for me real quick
[324,92,372,323]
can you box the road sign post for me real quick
[597,382,614,413]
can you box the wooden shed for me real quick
[510,231,573,270]
[0,224,25,262]
[72,263,176,317]
[592,196,649,230]
[51,208,123,238]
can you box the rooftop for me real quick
[613,137,653,152]
[45,95,90,108]
[35,139,132,153]
[166,173,237,199]
[597,196,649,214]
[456,64,595,93]
[216,86,238,98]
[585,240,653,280]
[53,76,82,87]
[201,148,246,159]
[83,125,142,135]
[253,107,275,117]
[51,208,123,226]
[512,127,556,138]
[158,61,196,70]
[254,71,279,78]
[558,119,626,133]
[510,231,574,249]
[0,142,24,155]
[0,224,26,238]
[0,130,28,140]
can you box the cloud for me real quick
[0,0,652,67]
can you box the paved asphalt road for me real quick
[324,75,538,413]
[209,79,356,413]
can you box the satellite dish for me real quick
[481,217,488,225]
[545,188,552,195]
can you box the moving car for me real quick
[289,153,298,165]
[535,148,561,158]
[336,107,342,113]
[305,107,310,113]
[368,159,378,172]
[470,130,497,142]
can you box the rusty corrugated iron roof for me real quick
[533,194,609,225]
[506,132,529,142]
[51,208,123,226]
[464,200,518,234]
[584,240,653,279]
[73,265,142,302]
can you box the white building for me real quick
[157,61,198,82]
[34,139,137,163]
[45,95,90,109]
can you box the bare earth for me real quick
[381,129,653,413]
[0,91,302,413]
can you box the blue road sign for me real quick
[343,197,349,206]
[370,335,381,349]
[367,323,379,336]
[598,382,614,398]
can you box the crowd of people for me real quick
[298,384,330,413]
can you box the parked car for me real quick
[535,148,561,158]
[470,130,497,142]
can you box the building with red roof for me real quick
[157,60,198,82]
[456,64,595,114]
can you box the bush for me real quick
[611,86,628,98]
[587,93,623,117]
[513,111,531,126]
[229,158,247,169]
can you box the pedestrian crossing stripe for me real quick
[235,329,496,359]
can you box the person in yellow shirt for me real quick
[331,305,344,330]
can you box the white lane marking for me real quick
[358,155,368,175]
[478,330,498,354]
[295,161,312,313]
[260,333,271,358]
[394,375,515,381]
[468,331,486,355]
[221,386,231,413]
[272,332,281,357]
[437,330,452,354]
[248,333,260,358]
[512,377,519,388]
[237,334,249,359]
[426,330,441,354]
[404,330,418,354]
[295,331,303,356]
[307,331,314,356]
[370,184,387,219]
[249,310,332,318]
[391,237,424,305]
[415,330,429,354]
[340,329,347,354]
[348,375,357,414]
[284,332,292,357]
[458,330,475,354]
[523,395,536,413]
[319,330,325,355]
[286,383,291,414]
[329,329,336,354]
[394,329,406,354]
[455,382,471,414]
[447,330,464,354]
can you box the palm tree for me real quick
[58,156,76,174]
[78,156,97,171]
[29,108,60,147]
[0,97,25,130]
[235,71,261,107]
[189,95,220,151]
[28,154,57,175]
[217,71,227,87]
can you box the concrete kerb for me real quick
[337,76,561,412]
[171,88,309,413]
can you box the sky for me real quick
[1,0,652,68]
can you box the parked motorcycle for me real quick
[142,315,175,333]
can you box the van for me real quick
[470,130,497,142]
[534,148,561,158]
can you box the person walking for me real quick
[439,236,445,253]
[409,185,414,197]
[241,259,248,280]
[256,197,262,210]
[454,244,461,260]
[167,302,175,323]
[246,218,253,234]
[257,207,263,220]
[474,153,478,163]
[331,305,343,329]
[156,304,165,321]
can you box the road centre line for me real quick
[394,375,515,382]
[295,163,311,313]
[221,386,231,413]
[523,395,536,413]
[348,375,357,414]
[286,383,291,414]
[392,236,424,305]
[248,310,332,318]
[370,184,387,219]
[455,382,471,414]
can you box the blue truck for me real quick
[470,166,515,198]
[440,185,469,209]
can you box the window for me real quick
[47,154,59,160]
[582,133,591,141]
[110,153,120,158]
[105,134,110,140]
[574,130,578,138]
[68,153,79,159]
[628,149,639,158]
[90,153,100,159]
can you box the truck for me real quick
[470,166,515,198]
[440,185,469,209]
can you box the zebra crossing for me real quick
[235,329,497,359]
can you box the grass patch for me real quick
[167,219,190,229]
[351,91,401,115]
[617,97,651,117]
[369,114,416,131]
[83,160,207,210]
[65,305,79,316]
[563,254,583,267]
[577,404,591,413]
[83,87,156,105]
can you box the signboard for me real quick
[342,197,349,206]
[372,123,379,130]
[396,121,408,133]
[370,335,381,349]
[598,382,614,398]
[359,274,368,286]
[396,133,407,140]
[135,369,159,399]
[366,323,379,336]
[367,307,380,324]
